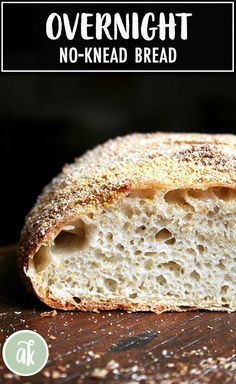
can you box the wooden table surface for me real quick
[0,246,235,384]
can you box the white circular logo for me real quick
[2,330,49,376]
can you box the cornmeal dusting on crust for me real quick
[18,132,236,267]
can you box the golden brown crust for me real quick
[17,132,236,311]
[37,296,233,314]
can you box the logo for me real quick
[2,330,48,376]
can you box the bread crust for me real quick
[17,132,236,311]
[36,295,234,314]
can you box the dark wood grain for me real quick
[0,247,235,383]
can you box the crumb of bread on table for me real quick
[41,310,57,317]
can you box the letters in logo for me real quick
[16,339,35,367]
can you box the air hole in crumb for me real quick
[186,248,197,257]
[33,246,51,273]
[213,187,236,201]
[221,297,227,303]
[207,211,214,218]
[190,270,201,282]
[221,285,229,294]
[139,282,145,290]
[156,275,167,286]
[165,190,194,210]
[155,228,172,241]
[218,260,226,271]
[131,188,156,199]
[144,252,156,257]
[185,213,192,221]
[117,274,125,283]
[165,237,176,245]
[136,225,146,233]
[144,259,153,270]
[164,190,186,205]
[104,278,117,292]
[197,234,205,242]
[107,232,113,241]
[188,189,213,200]
[129,293,138,299]
[123,222,130,231]
[91,261,99,268]
[117,243,124,251]
[184,283,192,290]
[73,297,81,304]
[161,261,182,275]
[54,219,87,251]
[197,245,205,254]
[208,220,213,228]
[122,204,134,219]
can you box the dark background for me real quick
[0,74,236,245]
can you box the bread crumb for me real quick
[3,373,16,379]
[91,368,108,379]
[107,360,119,370]
[42,370,51,378]
[91,360,119,379]
[49,335,57,340]
[87,351,101,358]
[176,362,188,375]
[52,370,67,379]
[41,310,57,318]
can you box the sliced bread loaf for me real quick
[18,132,236,313]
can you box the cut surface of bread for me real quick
[18,132,236,313]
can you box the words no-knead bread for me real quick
[18,132,236,313]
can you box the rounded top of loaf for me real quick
[18,132,236,258]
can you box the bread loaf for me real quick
[18,132,236,313]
